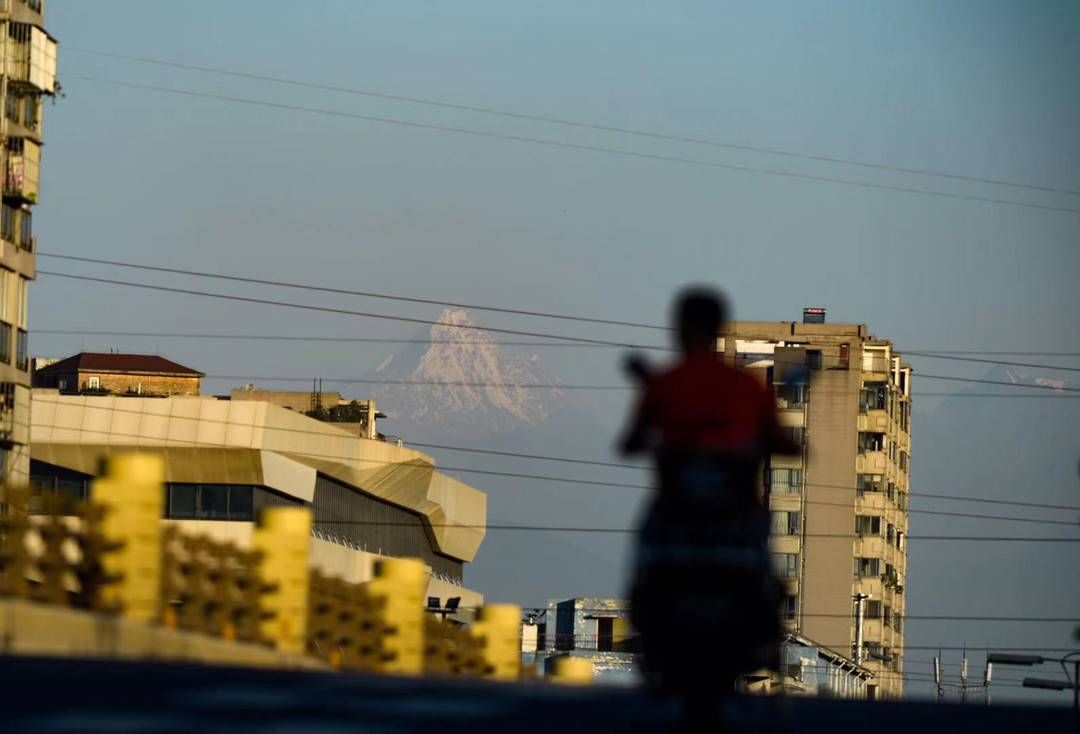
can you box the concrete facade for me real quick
[29,391,488,606]
[0,0,55,486]
[720,316,911,698]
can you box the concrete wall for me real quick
[801,367,860,655]
[74,371,200,396]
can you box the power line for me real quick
[29,396,1079,527]
[202,370,1080,394]
[901,351,1080,373]
[463,606,1079,622]
[64,46,1080,198]
[209,374,627,391]
[31,329,1080,372]
[31,268,1080,392]
[402,440,1080,512]
[317,519,1078,541]
[904,350,1080,357]
[66,75,1080,216]
[35,270,656,349]
[36,253,668,332]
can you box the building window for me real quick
[855,515,882,536]
[312,474,463,581]
[0,321,11,364]
[18,209,31,250]
[771,510,801,536]
[87,376,101,390]
[899,451,908,472]
[864,599,882,619]
[781,426,806,447]
[806,350,823,370]
[858,432,885,452]
[769,468,803,494]
[15,277,27,328]
[771,552,799,578]
[0,204,14,242]
[777,382,808,408]
[854,557,881,578]
[163,484,288,521]
[859,383,888,412]
[783,594,798,622]
[15,329,27,371]
[856,474,883,495]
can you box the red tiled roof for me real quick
[36,352,204,377]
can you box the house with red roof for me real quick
[32,352,204,396]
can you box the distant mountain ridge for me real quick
[368,308,575,438]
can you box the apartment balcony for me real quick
[3,22,57,93]
[857,409,891,433]
[3,141,40,202]
[854,536,886,559]
[768,534,801,556]
[856,450,887,474]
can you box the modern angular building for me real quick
[0,0,56,485]
[720,309,911,698]
[28,389,488,609]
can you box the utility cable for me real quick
[29,396,1080,527]
[36,253,668,332]
[65,75,1080,216]
[63,46,1080,197]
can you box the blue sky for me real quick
[31,0,1080,702]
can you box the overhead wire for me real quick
[28,396,1080,526]
[63,46,1080,198]
[65,74,1080,216]
[36,253,669,332]
[29,328,1080,371]
[315,518,1079,541]
[35,270,657,349]
[32,266,1080,393]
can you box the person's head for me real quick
[673,287,728,354]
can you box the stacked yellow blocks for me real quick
[6,452,545,683]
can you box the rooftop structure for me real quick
[33,352,204,396]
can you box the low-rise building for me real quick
[29,389,487,609]
[525,598,637,684]
[229,385,384,440]
[33,352,204,397]
[742,633,876,698]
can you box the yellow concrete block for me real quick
[252,507,312,655]
[367,557,425,676]
[550,656,594,685]
[91,453,165,622]
[473,603,521,681]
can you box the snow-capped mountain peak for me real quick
[370,309,567,432]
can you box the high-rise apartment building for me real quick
[0,0,56,484]
[720,309,911,698]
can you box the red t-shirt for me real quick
[636,353,779,455]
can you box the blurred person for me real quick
[619,287,798,720]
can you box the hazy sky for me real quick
[33,0,1080,702]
